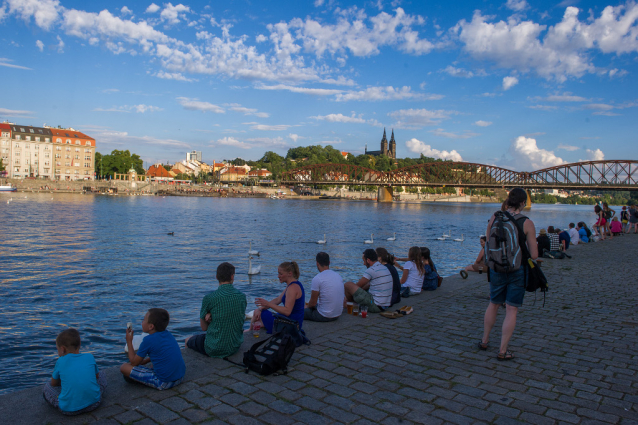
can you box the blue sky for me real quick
[0,0,637,171]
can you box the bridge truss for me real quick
[279,160,638,190]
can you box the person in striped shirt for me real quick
[344,249,393,313]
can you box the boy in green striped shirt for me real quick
[186,262,247,358]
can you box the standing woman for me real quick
[593,205,606,240]
[602,202,615,239]
[394,246,425,298]
[479,188,537,361]
[252,262,305,333]
[629,205,638,234]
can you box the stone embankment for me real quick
[1,236,637,424]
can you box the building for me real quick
[49,128,96,180]
[186,150,202,162]
[248,169,273,179]
[8,125,54,180]
[365,128,396,159]
[146,164,173,181]
[0,123,11,174]
[220,166,247,182]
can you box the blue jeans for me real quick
[489,268,526,307]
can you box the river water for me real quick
[0,194,598,394]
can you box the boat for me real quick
[0,184,17,192]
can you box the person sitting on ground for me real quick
[557,228,571,250]
[121,308,185,390]
[304,252,344,322]
[185,262,247,358]
[420,247,440,291]
[43,328,107,416]
[593,205,606,240]
[394,246,425,298]
[567,223,580,245]
[465,236,487,273]
[610,216,623,236]
[252,262,305,333]
[537,229,551,256]
[376,247,402,306]
[344,249,393,313]
[577,222,590,243]
[546,226,560,251]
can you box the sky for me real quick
[0,0,637,172]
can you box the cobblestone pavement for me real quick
[2,236,637,424]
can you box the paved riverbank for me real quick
[1,236,637,424]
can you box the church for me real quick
[365,128,396,159]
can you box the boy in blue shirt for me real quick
[43,328,107,415]
[120,308,185,390]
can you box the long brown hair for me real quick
[279,261,300,279]
[408,246,425,275]
[420,247,434,270]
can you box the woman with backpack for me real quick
[479,188,538,361]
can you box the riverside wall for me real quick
[1,235,637,424]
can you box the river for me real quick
[0,194,599,394]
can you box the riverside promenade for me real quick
[1,238,637,424]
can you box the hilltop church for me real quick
[365,128,396,159]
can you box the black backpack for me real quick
[241,332,296,376]
[384,263,401,306]
[486,211,527,273]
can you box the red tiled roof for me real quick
[49,128,95,146]
[223,167,247,175]
[146,164,170,178]
[0,123,11,131]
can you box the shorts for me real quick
[43,371,107,415]
[128,366,183,390]
[595,218,607,226]
[489,268,526,308]
[304,307,339,322]
[352,288,385,313]
[186,333,207,356]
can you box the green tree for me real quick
[162,164,172,171]
[0,157,5,172]
[95,150,144,178]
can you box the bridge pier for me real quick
[524,189,532,210]
[378,186,393,202]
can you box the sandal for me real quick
[380,311,402,319]
[398,306,413,315]
[460,270,468,279]
[497,350,514,361]
[477,341,488,351]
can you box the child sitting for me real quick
[43,328,107,415]
[610,216,623,236]
[120,308,185,390]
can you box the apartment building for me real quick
[49,128,96,181]
[8,125,54,179]
[0,123,11,172]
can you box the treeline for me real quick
[229,145,444,179]
[532,191,638,206]
[94,150,145,179]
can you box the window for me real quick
[65,169,70,173]
[14,152,20,156]
[35,143,39,148]
[44,161,50,166]
[20,127,25,132]
[55,170,61,174]
[84,162,91,168]
[34,153,38,157]
[85,141,91,146]
[66,147,70,152]
[14,167,19,172]
[75,140,80,145]
[55,154,61,158]
[75,147,80,152]
[35,137,40,141]
[65,154,70,159]
[56,138,62,143]
[29,129,34,133]
[14,143,19,147]
[14,159,19,164]
[74,170,79,174]
[25,144,30,149]
[45,153,50,158]
[75,155,79,159]
[44,168,49,173]
[56,161,61,166]
[65,162,70,166]
[45,137,50,142]
[66,139,71,144]
[44,146,49,150]
[26,136,31,141]
[25,160,29,164]
[15,135,20,140]
[56,146,61,151]
[85,155,91,160]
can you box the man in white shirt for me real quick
[567,223,579,245]
[304,252,344,322]
[344,249,393,313]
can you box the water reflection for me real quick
[0,194,597,394]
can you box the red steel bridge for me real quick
[279,160,638,190]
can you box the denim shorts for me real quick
[129,366,183,390]
[490,268,526,307]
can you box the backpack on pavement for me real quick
[486,211,527,273]
[241,331,296,376]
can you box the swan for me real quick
[248,241,260,256]
[453,234,465,242]
[442,229,451,238]
[436,236,447,241]
[387,233,396,241]
[317,234,326,244]
[248,256,261,275]
[364,234,374,244]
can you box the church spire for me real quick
[390,129,395,143]
[382,128,387,142]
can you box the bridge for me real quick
[280,160,638,203]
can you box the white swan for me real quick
[248,256,261,275]
[387,233,396,241]
[436,236,447,241]
[453,234,465,242]
[317,234,326,244]
[248,241,259,256]
[364,234,374,244]
[442,229,451,238]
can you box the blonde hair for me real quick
[408,246,425,275]
[279,261,300,279]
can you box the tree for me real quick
[0,157,5,172]
[162,164,172,171]
[95,150,144,178]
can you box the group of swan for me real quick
[248,241,261,275]
[437,229,464,242]
[317,233,396,244]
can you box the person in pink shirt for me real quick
[610,216,623,236]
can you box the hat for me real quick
[539,229,547,235]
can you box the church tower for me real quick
[389,129,396,159]
[380,128,388,156]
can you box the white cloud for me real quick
[314,0,324,6]
[508,136,565,170]
[228,104,269,118]
[405,138,463,161]
[429,128,478,139]
[177,97,225,113]
[249,124,291,131]
[527,104,558,110]
[132,104,162,113]
[310,113,366,124]
[0,57,32,70]
[388,108,457,129]
[36,39,44,52]
[120,6,133,16]
[289,134,300,142]
[256,34,267,43]
[0,107,34,117]
[256,84,342,96]
[87,127,188,149]
[216,136,252,149]
[502,76,518,90]
[505,0,529,12]
[442,65,475,78]
[474,120,492,127]
[544,93,588,102]
[319,76,356,86]
[155,70,196,82]
[335,86,440,102]
[160,3,190,25]
[145,3,160,13]
[557,144,579,151]
[56,35,64,52]
[584,103,614,111]
[93,104,162,113]
[582,148,605,161]
[6,0,61,30]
